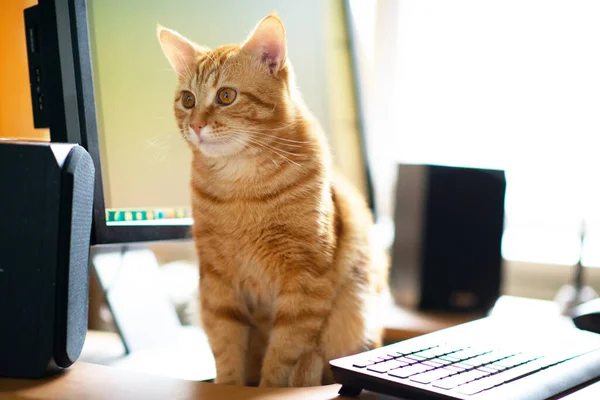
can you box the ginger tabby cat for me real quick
[157,13,389,387]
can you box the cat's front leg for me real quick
[259,279,334,387]
[200,272,250,386]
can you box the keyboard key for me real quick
[465,369,488,381]
[542,351,577,368]
[352,359,378,368]
[377,355,394,362]
[490,349,517,359]
[453,362,474,370]
[439,355,460,362]
[445,350,469,361]
[473,368,492,378]
[450,349,482,361]
[476,366,498,374]
[502,354,536,368]
[491,353,521,367]
[389,364,433,379]
[412,349,439,359]
[423,360,444,368]
[433,374,470,390]
[443,346,466,355]
[462,372,512,393]
[458,361,542,392]
[475,351,504,364]
[426,347,448,358]
[406,354,427,362]
[391,343,431,355]
[367,360,407,373]
[454,378,497,395]
[410,368,455,384]
[437,369,489,390]
[430,358,452,366]
[446,364,467,373]
[486,362,508,371]
[460,355,490,368]
[538,354,571,369]
[396,356,419,365]
[435,345,463,356]
[491,359,546,384]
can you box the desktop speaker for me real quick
[0,142,95,378]
[390,164,506,313]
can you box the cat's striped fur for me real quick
[158,13,389,387]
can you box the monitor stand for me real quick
[90,246,215,381]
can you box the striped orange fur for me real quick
[158,13,389,387]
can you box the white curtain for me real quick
[349,0,600,267]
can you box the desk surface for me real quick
[0,361,598,400]
[0,362,396,400]
[1,296,598,399]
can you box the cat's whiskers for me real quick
[244,137,303,158]
[228,136,278,166]
[230,133,301,166]
[229,133,298,166]
[145,133,180,163]
[241,119,306,133]
[229,131,304,157]
[227,129,304,148]
[230,124,310,143]
[245,131,308,146]
[146,131,183,147]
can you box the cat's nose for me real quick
[190,121,206,136]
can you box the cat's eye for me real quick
[216,87,237,105]
[181,90,195,109]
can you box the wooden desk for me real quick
[384,295,566,343]
[0,361,598,400]
[0,362,396,400]
[1,296,598,399]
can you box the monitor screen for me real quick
[88,1,194,228]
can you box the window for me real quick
[349,0,600,268]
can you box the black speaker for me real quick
[0,141,95,378]
[390,164,506,313]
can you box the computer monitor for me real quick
[26,0,191,244]
[26,0,373,246]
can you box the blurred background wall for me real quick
[0,0,50,141]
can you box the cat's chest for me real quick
[194,206,279,286]
[194,203,269,250]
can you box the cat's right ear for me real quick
[157,25,207,76]
[242,13,287,74]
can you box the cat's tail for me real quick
[288,350,328,387]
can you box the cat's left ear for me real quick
[242,13,287,74]
[157,24,207,76]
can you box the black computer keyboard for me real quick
[330,318,600,400]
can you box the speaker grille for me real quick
[54,145,95,367]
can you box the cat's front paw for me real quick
[258,370,289,388]
[214,374,246,386]
[258,376,286,388]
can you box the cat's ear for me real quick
[157,25,207,76]
[242,13,287,74]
